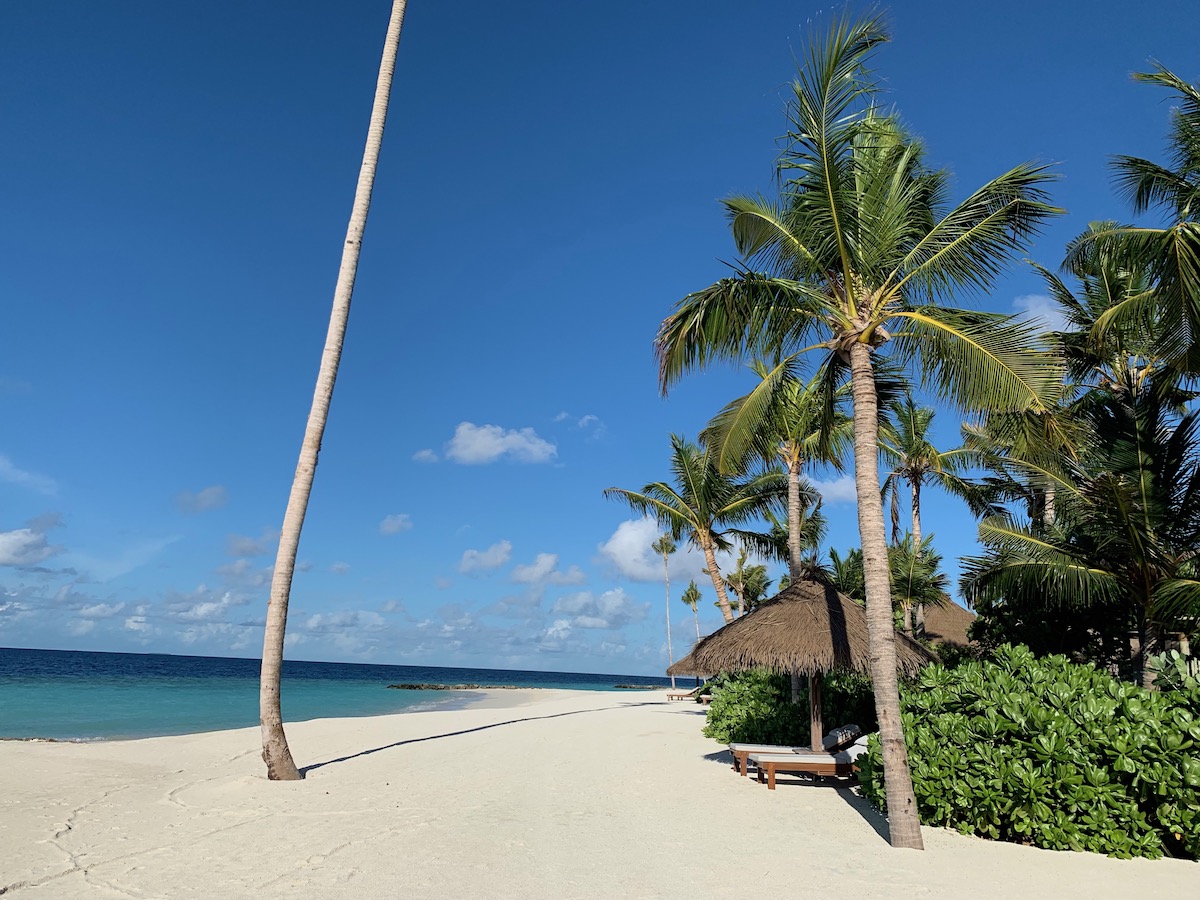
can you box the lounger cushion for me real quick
[821,724,862,752]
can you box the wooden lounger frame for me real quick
[747,753,856,789]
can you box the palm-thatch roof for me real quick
[685,579,934,677]
[666,650,705,677]
[921,601,976,648]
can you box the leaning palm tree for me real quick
[880,393,978,548]
[605,434,785,623]
[259,0,410,781]
[652,534,678,687]
[1072,67,1200,373]
[655,14,1062,848]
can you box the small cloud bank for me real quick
[176,485,229,514]
[446,422,556,465]
[511,552,585,585]
[811,476,856,504]
[1013,294,1070,334]
[0,528,61,567]
[0,454,57,495]
[379,513,413,535]
[460,540,512,574]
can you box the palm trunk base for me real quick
[261,722,302,780]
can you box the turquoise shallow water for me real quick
[0,648,670,741]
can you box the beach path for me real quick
[1,688,1194,898]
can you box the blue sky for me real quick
[1,1,1195,676]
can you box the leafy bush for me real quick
[858,645,1200,859]
[702,669,876,745]
[1150,650,1200,694]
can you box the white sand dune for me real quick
[1,688,1193,898]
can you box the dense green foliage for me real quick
[701,669,876,745]
[858,645,1200,859]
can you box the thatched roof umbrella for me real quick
[666,649,712,678]
[688,579,935,751]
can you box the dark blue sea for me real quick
[0,648,670,741]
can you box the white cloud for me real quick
[811,476,857,504]
[216,558,272,587]
[596,517,753,584]
[412,449,439,463]
[460,540,512,574]
[380,599,406,614]
[1013,294,1071,334]
[0,528,59,566]
[78,602,125,619]
[543,619,572,640]
[226,529,277,558]
[166,590,245,623]
[0,455,57,495]
[551,588,645,630]
[330,561,351,575]
[176,485,229,513]
[124,615,152,633]
[304,610,385,633]
[379,513,413,535]
[511,552,586,585]
[445,422,556,465]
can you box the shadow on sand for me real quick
[300,701,659,777]
[698,748,889,841]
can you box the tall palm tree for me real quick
[605,434,785,623]
[880,394,977,550]
[653,534,678,686]
[963,224,1200,687]
[1072,67,1200,373]
[704,360,851,579]
[654,14,1062,848]
[681,580,703,643]
[259,0,410,781]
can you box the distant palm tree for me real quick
[681,580,703,644]
[654,14,1061,848]
[604,434,785,623]
[652,534,678,686]
[723,547,773,616]
[880,394,977,550]
[704,360,850,579]
[259,0,410,782]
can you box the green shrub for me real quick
[701,669,876,745]
[858,644,1200,859]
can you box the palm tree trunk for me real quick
[701,540,736,623]
[662,552,675,688]
[787,458,804,579]
[847,340,924,850]
[693,605,701,642]
[911,480,921,547]
[259,0,409,782]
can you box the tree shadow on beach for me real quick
[698,749,889,841]
[299,702,659,777]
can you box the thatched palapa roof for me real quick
[681,579,934,677]
[921,601,976,648]
[665,649,705,677]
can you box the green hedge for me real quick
[702,669,876,745]
[858,645,1200,859]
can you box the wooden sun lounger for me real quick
[748,748,861,790]
[666,688,701,701]
[728,725,861,776]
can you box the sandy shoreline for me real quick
[1,688,1193,898]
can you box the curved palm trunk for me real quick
[692,604,701,643]
[787,457,804,579]
[848,340,924,850]
[259,0,409,782]
[701,539,736,623]
[662,553,675,688]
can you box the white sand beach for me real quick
[1,689,1194,898]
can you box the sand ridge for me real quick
[0,688,1194,898]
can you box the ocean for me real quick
[0,647,671,742]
